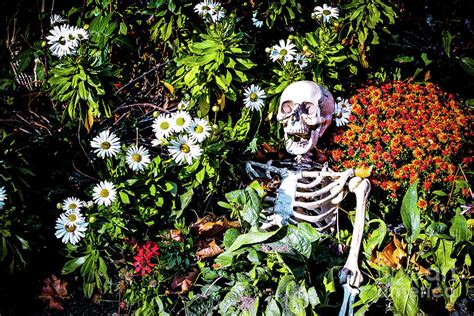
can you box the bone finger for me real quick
[338,284,351,316]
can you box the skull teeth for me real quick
[285,138,313,155]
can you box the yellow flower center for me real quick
[176,117,185,126]
[249,92,258,102]
[66,225,76,232]
[100,189,109,197]
[132,153,142,162]
[323,9,331,16]
[59,37,66,45]
[180,144,190,153]
[101,142,111,149]
[195,125,204,134]
[280,49,288,56]
[68,214,77,222]
[160,121,170,130]
[69,203,77,209]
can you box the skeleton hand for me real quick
[339,262,363,288]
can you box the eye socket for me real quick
[304,102,317,116]
[281,101,294,114]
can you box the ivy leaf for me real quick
[400,181,420,242]
[390,270,418,316]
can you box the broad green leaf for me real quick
[459,57,474,77]
[276,274,295,306]
[287,281,308,316]
[223,228,240,248]
[442,30,453,58]
[219,282,256,315]
[265,298,281,316]
[63,255,89,274]
[448,274,462,305]
[119,191,130,204]
[365,219,387,254]
[307,287,320,307]
[400,181,420,242]
[224,229,280,253]
[179,187,194,211]
[450,213,471,243]
[433,238,456,275]
[323,268,336,293]
[391,270,418,316]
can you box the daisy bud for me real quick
[41,41,47,47]
[288,34,294,41]
[212,124,219,131]
[265,47,271,53]
[56,203,62,209]
[153,111,159,118]
[302,45,309,52]
[86,200,94,209]
[88,216,96,223]
[211,105,220,112]
[83,24,89,30]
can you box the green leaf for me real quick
[276,274,295,306]
[264,298,281,316]
[307,287,320,307]
[442,30,453,58]
[390,270,418,316]
[220,282,256,315]
[63,255,89,274]
[449,213,471,243]
[448,274,462,305]
[433,238,457,275]
[223,228,240,248]
[400,181,420,242]
[225,229,280,253]
[179,187,194,212]
[365,219,387,254]
[287,281,308,316]
[119,191,130,204]
[459,57,474,76]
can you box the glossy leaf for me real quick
[391,270,418,316]
[400,181,420,242]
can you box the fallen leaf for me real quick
[258,175,281,192]
[410,255,430,277]
[196,240,224,259]
[38,274,69,311]
[171,269,199,294]
[372,233,407,269]
[193,215,240,236]
[164,229,184,242]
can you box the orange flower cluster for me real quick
[327,81,469,198]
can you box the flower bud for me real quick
[211,105,220,112]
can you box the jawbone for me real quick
[284,130,319,155]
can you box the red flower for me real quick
[132,241,160,277]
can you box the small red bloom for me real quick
[132,241,160,277]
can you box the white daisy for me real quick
[152,113,175,140]
[312,4,339,23]
[209,6,225,23]
[71,26,89,41]
[168,135,202,165]
[171,110,192,133]
[126,144,151,172]
[55,216,88,245]
[294,53,308,69]
[334,98,352,127]
[50,14,65,26]
[46,24,78,58]
[92,180,117,207]
[60,209,86,227]
[194,0,217,17]
[269,39,297,65]
[243,84,267,111]
[62,197,84,212]
[252,12,263,28]
[0,186,6,209]
[187,118,211,143]
[90,129,121,159]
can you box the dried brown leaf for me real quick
[196,240,224,259]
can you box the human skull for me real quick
[277,81,335,156]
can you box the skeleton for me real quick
[246,81,370,316]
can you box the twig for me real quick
[113,102,170,114]
[117,61,170,93]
